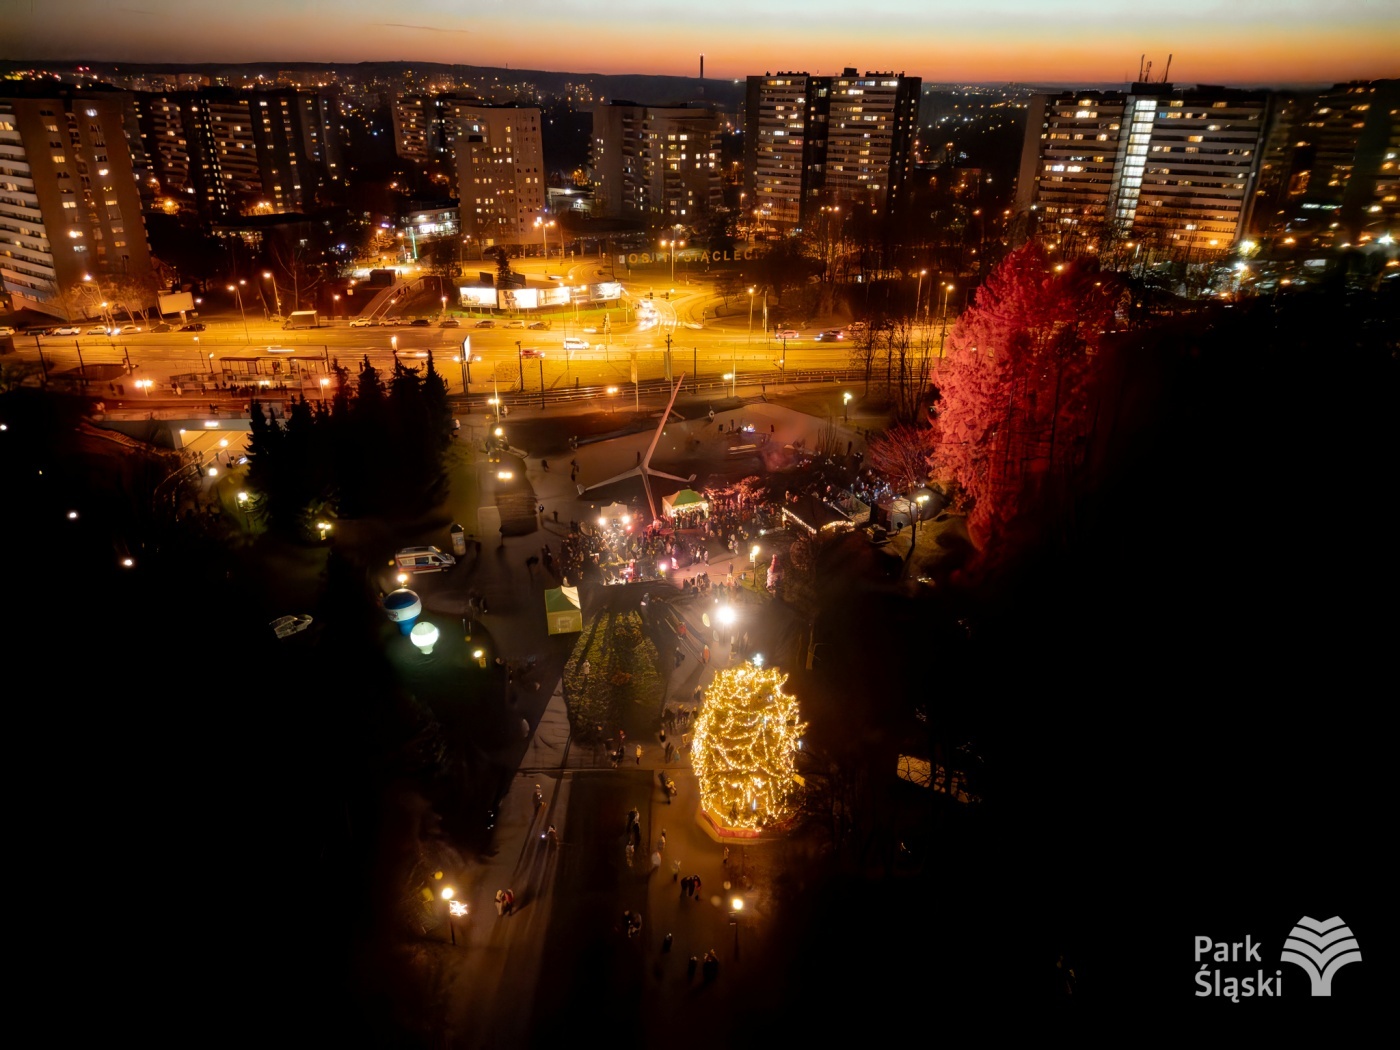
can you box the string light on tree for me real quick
[692,661,806,831]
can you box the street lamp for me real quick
[914,270,927,324]
[227,281,249,341]
[843,391,853,422]
[441,886,461,946]
[262,271,282,320]
[747,286,755,344]
[724,372,736,398]
[135,378,152,398]
[535,216,556,271]
[537,352,546,409]
[440,295,447,321]
[908,492,931,563]
[391,335,398,360]
[319,377,330,402]
[606,385,619,415]
[937,283,955,361]
[662,234,685,284]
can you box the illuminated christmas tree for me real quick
[692,660,806,831]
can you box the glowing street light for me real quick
[747,286,756,344]
[441,885,461,945]
[843,391,853,422]
[261,271,282,319]
[535,216,556,271]
[915,269,927,322]
[135,378,153,397]
[226,281,252,341]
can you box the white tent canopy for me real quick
[599,502,632,521]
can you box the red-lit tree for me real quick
[867,423,941,498]
[933,241,1121,546]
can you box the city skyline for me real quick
[4,0,1397,86]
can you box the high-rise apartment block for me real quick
[1250,80,1400,249]
[590,102,721,221]
[134,87,342,219]
[445,104,545,248]
[744,69,921,229]
[0,89,153,319]
[1016,85,1269,256]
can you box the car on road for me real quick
[527,320,550,330]
[264,346,296,353]
[815,329,845,341]
[562,337,589,351]
[381,317,403,326]
[505,320,525,329]
[583,326,598,334]
[87,324,108,335]
[179,322,206,332]
[410,318,431,327]
[439,318,460,328]
[0,326,16,337]
[270,614,314,639]
[775,329,799,340]
[150,322,173,333]
[348,317,374,327]
[50,325,81,336]
[112,324,141,335]
[519,347,544,358]
[474,319,496,329]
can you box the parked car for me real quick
[474,319,496,329]
[505,320,526,329]
[150,322,173,333]
[815,329,845,341]
[179,322,206,332]
[270,614,314,639]
[847,320,869,331]
[439,318,460,328]
[527,320,550,330]
[87,325,108,335]
[410,318,431,327]
[348,317,374,327]
[50,325,81,336]
[775,329,799,340]
[381,317,402,326]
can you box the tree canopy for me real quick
[244,354,455,537]
[932,241,1122,545]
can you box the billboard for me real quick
[159,291,195,315]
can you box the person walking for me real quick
[502,889,515,916]
[722,846,730,867]
[658,829,667,853]
[689,875,702,899]
[495,890,506,916]
[634,743,643,765]
[702,643,710,664]
[664,740,674,764]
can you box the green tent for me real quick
[662,488,708,517]
[544,585,582,635]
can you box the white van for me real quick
[393,546,457,573]
[562,337,589,351]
